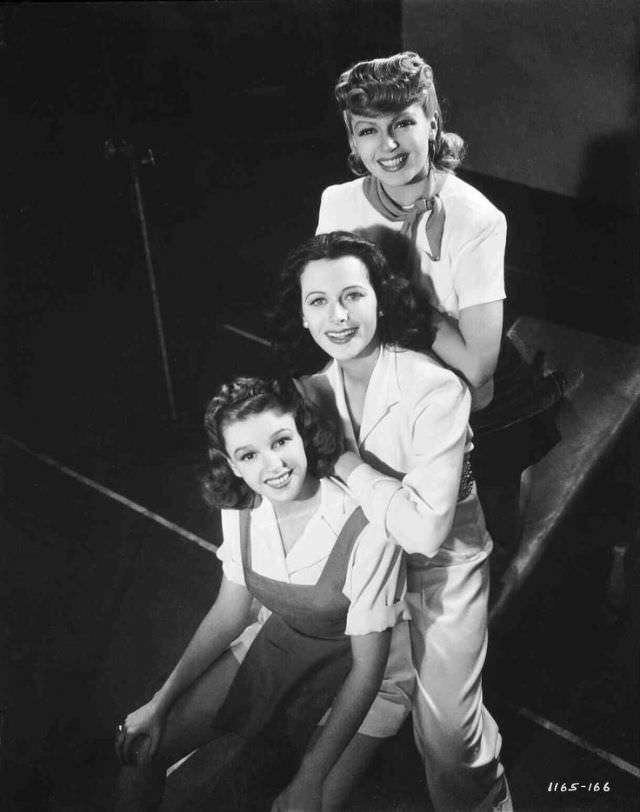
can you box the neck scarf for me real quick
[363,170,447,261]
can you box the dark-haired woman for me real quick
[317,50,563,578]
[272,231,511,812]
[114,376,412,812]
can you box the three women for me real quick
[117,49,523,812]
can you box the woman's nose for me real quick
[382,130,398,151]
[330,301,349,322]
[264,448,283,469]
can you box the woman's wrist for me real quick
[150,689,172,715]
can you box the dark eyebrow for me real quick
[232,428,291,457]
[269,428,291,440]
[231,444,253,458]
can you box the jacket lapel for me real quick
[358,347,401,444]
[327,348,402,447]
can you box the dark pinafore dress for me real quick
[212,505,368,750]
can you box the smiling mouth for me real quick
[264,470,293,489]
[325,327,358,344]
[378,154,408,171]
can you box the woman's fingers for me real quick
[134,734,153,766]
[115,720,141,766]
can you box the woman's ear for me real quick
[226,455,242,478]
[429,111,440,140]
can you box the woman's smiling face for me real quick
[224,408,313,504]
[349,102,433,188]
[300,254,380,365]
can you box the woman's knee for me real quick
[114,763,167,812]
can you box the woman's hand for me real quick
[115,698,166,767]
[270,772,323,812]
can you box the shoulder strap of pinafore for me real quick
[238,507,251,571]
[321,505,368,590]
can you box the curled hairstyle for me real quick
[202,376,342,509]
[335,51,465,174]
[269,231,436,374]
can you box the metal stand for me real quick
[105,139,177,421]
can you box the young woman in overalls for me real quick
[316,50,564,579]
[114,376,413,811]
[271,231,512,812]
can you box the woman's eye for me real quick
[345,291,364,301]
[356,127,376,137]
[308,296,326,307]
[240,452,255,462]
[395,118,414,129]
[273,437,289,449]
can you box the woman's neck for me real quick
[381,167,433,207]
[338,343,381,390]
[272,476,321,520]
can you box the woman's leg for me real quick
[314,731,383,811]
[114,649,241,812]
[311,622,413,810]
[407,498,510,812]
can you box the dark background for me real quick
[1,2,639,810]
[3,0,638,440]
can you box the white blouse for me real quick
[300,347,472,558]
[218,477,408,636]
[317,174,506,319]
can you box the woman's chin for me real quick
[319,341,361,362]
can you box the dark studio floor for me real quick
[2,5,640,809]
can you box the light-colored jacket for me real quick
[300,345,488,561]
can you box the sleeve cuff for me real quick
[216,546,246,586]
[345,599,410,636]
[347,463,403,528]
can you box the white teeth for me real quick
[326,328,356,338]
[379,155,407,169]
[265,470,292,488]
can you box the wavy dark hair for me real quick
[335,51,466,174]
[202,376,342,509]
[269,231,436,374]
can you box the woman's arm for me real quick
[431,205,506,402]
[150,576,252,713]
[118,576,252,764]
[432,300,503,399]
[272,630,391,811]
[335,376,470,558]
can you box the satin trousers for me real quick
[406,490,510,812]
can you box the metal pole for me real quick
[129,155,177,422]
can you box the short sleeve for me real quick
[454,211,506,311]
[217,510,246,586]
[316,185,341,235]
[343,524,409,636]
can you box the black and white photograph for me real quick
[1,2,639,810]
